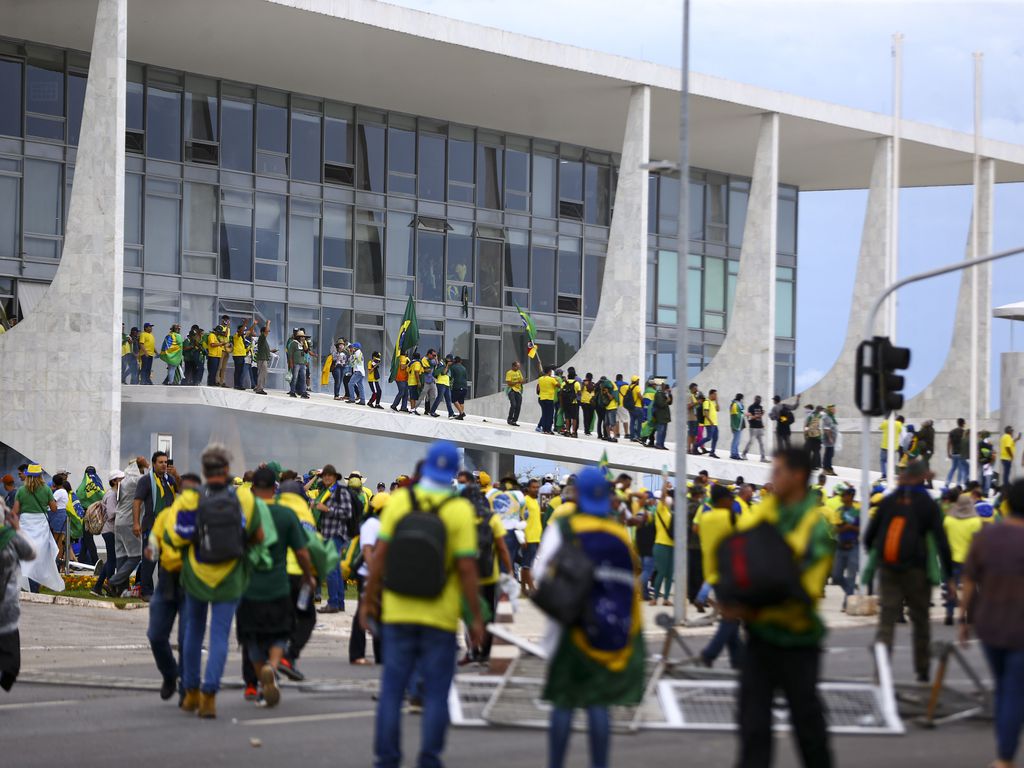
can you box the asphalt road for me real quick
[2,601,999,768]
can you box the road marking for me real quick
[0,698,83,711]
[236,708,381,726]
[22,644,150,651]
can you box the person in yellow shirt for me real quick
[536,366,559,434]
[879,415,904,479]
[360,441,483,768]
[520,478,543,594]
[942,490,983,625]
[697,389,720,458]
[407,353,423,414]
[366,351,383,408]
[390,353,410,412]
[205,323,225,387]
[231,320,251,390]
[139,322,156,385]
[579,373,597,435]
[696,484,743,667]
[505,361,524,426]
[650,491,675,606]
[1000,426,1020,486]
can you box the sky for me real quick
[388,0,1024,409]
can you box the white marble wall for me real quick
[0,0,125,479]
[1000,352,1024,483]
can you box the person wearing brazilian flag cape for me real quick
[533,466,645,768]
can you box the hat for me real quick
[26,464,43,477]
[477,470,492,489]
[143,322,152,329]
[108,469,125,483]
[294,330,308,338]
[576,466,611,516]
[351,342,361,349]
[370,492,391,512]
[422,441,459,485]
[631,375,640,383]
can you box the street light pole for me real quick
[885,32,903,484]
[969,52,982,486]
[672,0,691,624]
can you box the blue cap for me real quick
[422,440,459,485]
[576,466,611,516]
[352,342,361,349]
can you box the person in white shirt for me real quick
[348,342,366,405]
[350,491,386,665]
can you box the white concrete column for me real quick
[799,137,892,411]
[466,84,650,420]
[0,0,126,477]
[694,112,779,409]
[906,158,994,419]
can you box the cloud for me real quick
[795,368,826,391]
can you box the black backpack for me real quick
[532,518,594,626]
[384,488,450,598]
[193,485,246,564]
[559,380,577,409]
[476,513,496,581]
[715,522,808,609]
[778,405,793,427]
[876,491,924,569]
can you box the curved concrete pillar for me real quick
[798,137,892,411]
[467,84,650,421]
[905,158,994,419]
[693,113,778,405]
[0,0,125,478]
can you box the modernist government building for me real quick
[1,0,1022,480]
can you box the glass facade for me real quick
[0,37,799,398]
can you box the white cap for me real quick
[539,483,555,495]
[108,469,125,483]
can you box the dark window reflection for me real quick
[325,116,351,165]
[448,138,474,203]
[558,238,581,294]
[416,230,444,302]
[658,175,679,236]
[585,164,610,226]
[291,111,321,182]
[475,240,502,307]
[126,81,144,132]
[505,149,529,211]
[67,73,86,146]
[504,240,528,290]
[147,87,182,161]
[323,204,351,269]
[388,127,415,195]
[355,209,384,295]
[221,99,253,172]
[0,59,22,138]
[418,133,445,201]
[257,102,287,153]
[476,145,502,209]
[532,246,556,313]
[584,252,604,318]
[26,65,63,116]
[220,205,253,281]
[447,232,472,283]
[474,337,501,396]
[357,124,385,193]
[559,160,582,202]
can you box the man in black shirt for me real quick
[132,451,178,599]
[946,418,968,487]
[864,461,953,682]
[742,395,767,462]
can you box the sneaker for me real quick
[300,394,310,399]
[708,453,720,459]
[161,676,177,701]
[260,666,281,708]
[278,657,305,682]
[244,685,259,702]
[390,405,398,412]
[289,392,298,398]
[407,696,424,714]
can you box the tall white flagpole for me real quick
[969,52,982,485]
[886,33,903,483]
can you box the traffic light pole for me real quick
[858,244,1024,515]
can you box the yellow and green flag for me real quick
[389,295,420,382]
[515,302,537,359]
[599,450,613,480]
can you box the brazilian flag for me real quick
[514,302,537,359]
[389,295,420,383]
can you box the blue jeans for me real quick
[375,624,457,768]
[539,400,555,433]
[206,356,219,386]
[325,536,347,610]
[730,428,743,458]
[629,407,643,440]
[391,381,409,410]
[982,644,1024,763]
[502,531,520,579]
[333,367,344,397]
[880,449,889,477]
[944,563,963,621]
[832,546,859,604]
[290,363,308,396]
[140,355,154,384]
[549,706,610,768]
[181,594,239,693]
[655,423,668,448]
[349,370,365,402]
[431,384,453,416]
[122,354,138,384]
[640,555,655,600]
[147,570,184,688]
[137,528,155,597]
[701,618,743,669]
[946,455,968,486]
[699,425,719,453]
[233,356,247,388]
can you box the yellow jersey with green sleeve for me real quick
[654,501,674,546]
[378,485,476,633]
[523,495,542,544]
[505,368,524,393]
[479,513,507,587]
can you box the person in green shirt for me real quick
[449,355,469,420]
[182,325,206,386]
[237,469,315,708]
[160,324,184,385]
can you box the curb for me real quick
[20,592,148,611]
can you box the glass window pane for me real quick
[322,307,351,352]
[288,212,320,288]
[503,237,528,290]
[585,164,610,226]
[476,240,501,307]
[445,319,472,367]
[122,287,141,331]
[474,338,501,397]
[290,111,321,182]
[355,209,384,295]
[416,231,444,302]
[584,252,604,318]
[647,257,656,323]
[24,159,61,236]
[184,183,217,253]
[501,325,526,381]
[778,192,797,254]
[386,212,414,276]
[221,99,253,172]
[556,330,580,368]
[67,73,87,146]
[323,203,351,270]
[687,265,701,328]
[532,154,556,218]
[0,176,18,257]
[387,127,415,195]
[125,173,142,246]
[126,81,143,132]
[257,102,287,153]
[776,278,794,337]
[357,123,385,193]
[657,249,678,324]
[505,149,529,212]
[704,256,725,312]
[658,175,679,236]
[476,145,502,209]
[532,246,556,313]
[559,159,582,202]
[447,231,473,283]
[145,194,180,274]
[146,87,182,161]
[728,180,749,247]
[182,293,215,330]
[689,180,704,239]
[186,79,218,142]
[26,64,63,116]
[143,290,180,333]
[557,237,581,295]
[707,177,727,225]
[220,205,253,281]
[647,175,658,233]
[448,137,474,202]
[0,59,22,137]
[255,193,285,262]
[325,115,351,165]
[418,133,445,201]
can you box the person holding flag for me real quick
[515,302,540,370]
[389,295,419,412]
[160,324,184,385]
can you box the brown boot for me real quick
[198,691,216,719]
[180,689,200,713]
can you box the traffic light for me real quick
[855,336,911,416]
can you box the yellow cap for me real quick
[477,471,492,488]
